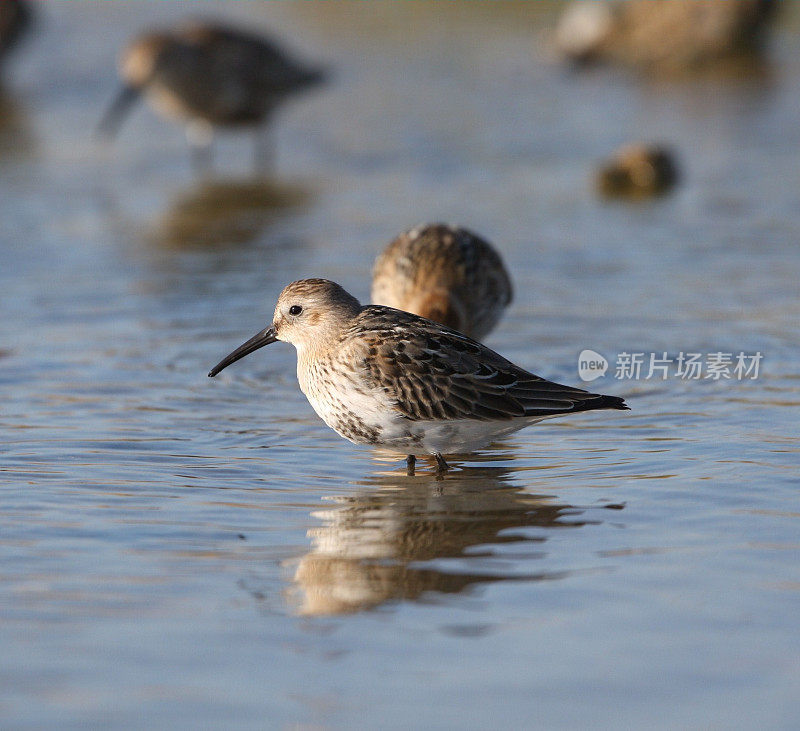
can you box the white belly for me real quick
[296,350,548,455]
[409,416,546,455]
[298,358,404,446]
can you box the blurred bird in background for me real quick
[97,20,326,173]
[556,0,775,74]
[371,224,513,342]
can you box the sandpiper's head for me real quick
[555,1,615,63]
[96,32,173,141]
[119,33,173,87]
[208,279,361,377]
[272,279,361,347]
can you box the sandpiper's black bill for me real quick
[208,326,277,377]
[95,85,140,141]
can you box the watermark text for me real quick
[578,350,762,382]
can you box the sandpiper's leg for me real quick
[406,454,416,476]
[187,120,214,175]
[434,453,449,474]
[254,124,274,175]
[190,144,213,176]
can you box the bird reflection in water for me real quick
[153,177,310,248]
[285,463,619,616]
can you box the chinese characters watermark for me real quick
[578,350,762,382]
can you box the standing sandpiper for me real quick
[556,0,775,74]
[371,224,512,341]
[208,279,628,475]
[96,20,325,171]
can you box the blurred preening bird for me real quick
[97,20,326,171]
[371,224,513,342]
[556,0,775,74]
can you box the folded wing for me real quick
[354,307,628,422]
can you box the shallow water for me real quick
[2,2,800,728]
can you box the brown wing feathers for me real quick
[355,306,628,422]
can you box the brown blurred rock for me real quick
[596,144,679,199]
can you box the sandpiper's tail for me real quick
[580,393,629,412]
[517,379,629,419]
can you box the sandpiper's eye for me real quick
[289,305,303,316]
